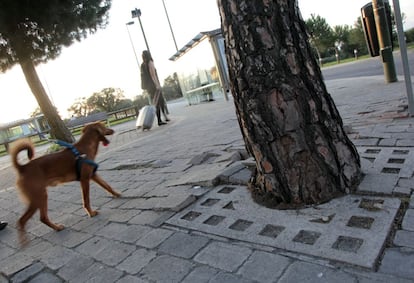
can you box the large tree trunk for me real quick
[217,0,362,208]
[20,59,74,143]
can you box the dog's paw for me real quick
[18,230,29,247]
[113,192,121,198]
[89,210,98,217]
[56,224,65,231]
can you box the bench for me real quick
[185,82,220,105]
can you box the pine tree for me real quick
[217,0,362,208]
[0,0,112,142]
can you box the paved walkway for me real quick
[1,74,414,282]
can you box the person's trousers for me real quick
[150,89,165,123]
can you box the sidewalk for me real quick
[1,76,414,282]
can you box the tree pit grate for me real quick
[203,215,225,226]
[347,216,375,229]
[201,198,220,207]
[293,230,321,245]
[166,185,400,269]
[332,236,363,253]
[181,211,202,221]
[229,219,253,231]
[259,225,285,239]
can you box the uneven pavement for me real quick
[1,74,414,282]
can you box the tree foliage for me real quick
[87,87,125,113]
[348,17,368,56]
[303,5,409,62]
[162,72,183,101]
[303,14,380,62]
[332,25,350,49]
[406,27,414,43]
[305,14,334,59]
[67,97,94,117]
[0,0,111,71]
[30,106,43,118]
[0,0,111,141]
[132,95,150,110]
[67,87,152,117]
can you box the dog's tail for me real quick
[10,139,35,171]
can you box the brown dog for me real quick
[10,122,120,243]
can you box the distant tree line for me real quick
[66,72,182,118]
[406,28,414,42]
[304,13,414,65]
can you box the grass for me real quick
[321,54,371,68]
[108,116,135,126]
[322,43,414,68]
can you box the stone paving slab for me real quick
[378,248,414,279]
[140,254,194,282]
[166,185,400,269]
[358,146,414,179]
[194,241,252,272]
[237,250,291,283]
[357,146,414,195]
[278,261,357,283]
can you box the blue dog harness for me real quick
[53,140,98,181]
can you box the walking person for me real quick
[141,50,169,126]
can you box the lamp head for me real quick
[131,8,142,18]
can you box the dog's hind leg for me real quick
[18,205,37,230]
[92,174,121,198]
[38,193,64,231]
[80,180,98,217]
[18,204,37,245]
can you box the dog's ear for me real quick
[96,123,106,135]
[82,122,101,134]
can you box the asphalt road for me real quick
[321,49,414,80]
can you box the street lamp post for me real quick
[131,8,150,54]
[392,0,414,115]
[126,21,148,103]
[161,0,178,52]
[125,21,140,69]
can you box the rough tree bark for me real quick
[217,0,362,208]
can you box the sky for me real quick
[0,0,413,124]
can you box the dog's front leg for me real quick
[80,180,98,217]
[92,174,121,198]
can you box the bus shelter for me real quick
[0,115,49,150]
[169,29,230,105]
